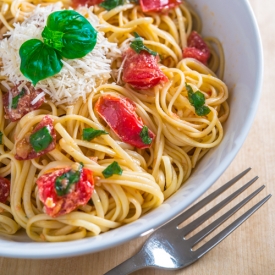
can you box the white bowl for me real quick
[0,0,263,258]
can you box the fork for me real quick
[104,168,272,275]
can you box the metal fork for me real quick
[104,168,271,275]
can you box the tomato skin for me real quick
[183,31,210,64]
[3,84,45,122]
[0,177,10,203]
[71,0,103,8]
[15,115,56,160]
[122,48,168,90]
[139,0,181,12]
[37,166,94,217]
[95,94,155,149]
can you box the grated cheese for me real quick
[0,4,121,105]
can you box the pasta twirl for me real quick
[0,0,229,242]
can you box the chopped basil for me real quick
[99,0,124,11]
[82,128,108,141]
[55,163,83,196]
[130,33,158,56]
[11,88,25,109]
[139,126,152,145]
[0,131,3,145]
[29,126,53,152]
[102,161,123,178]
[186,83,210,116]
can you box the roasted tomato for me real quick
[37,163,94,217]
[139,0,181,12]
[122,48,168,90]
[3,83,45,122]
[15,115,56,160]
[0,177,10,203]
[183,31,211,64]
[95,94,155,149]
[71,0,103,8]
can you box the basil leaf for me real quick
[0,131,3,145]
[130,33,157,56]
[100,0,124,10]
[29,126,53,152]
[102,161,123,178]
[189,91,205,108]
[42,26,64,52]
[55,169,81,196]
[83,128,108,141]
[11,88,25,109]
[43,10,97,59]
[186,83,210,116]
[19,39,63,85]
[139,126,152,145]
[195,105,211,116]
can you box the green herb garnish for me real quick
[11,88,26,109]
[100,0,123,10]
[82,128,108,141]
[102,161,123,178]
[55,163,83,196]
[130,33,158,56]
[0,131,3,145]
[139,126,152,145]
[29,126,53,152]
[19,10,97,85]
[186,83,210,116]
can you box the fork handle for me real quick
[104,249,151,275]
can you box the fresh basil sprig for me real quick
[82,128,108,141]
[139,126,152,145]
[19,10,97,85]
[100,0,124,10]
[185,83,210,116]
[130,33,158,56]
[102,161,123,178]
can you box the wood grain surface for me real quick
[1,0,274,274]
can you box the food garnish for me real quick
[186,83,211,116]
[102,161,123,178]
[82,128,109,141]
[19,10,98,85]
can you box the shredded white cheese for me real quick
[0,4,121,105]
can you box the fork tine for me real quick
[167,168,252,229]
[194,193,272,259]
[180,176,258,235]
[188,185,265,246]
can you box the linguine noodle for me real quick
[0,0,229,242]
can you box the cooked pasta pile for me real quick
[0,0,229,242]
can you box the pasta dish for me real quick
[0,0,229,242]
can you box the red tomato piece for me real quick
[3,83,45,122]
[0,177,10,203]
[15,115,56,160]
[122,48,168,90]
[71,0,103,8]
[183,31,210,64]
[95,94,155,149]
[139,0,181,12]
[37,165,94,217]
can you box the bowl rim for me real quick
[0,0,264,259]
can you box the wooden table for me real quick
[1,0,274,274]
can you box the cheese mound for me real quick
[0,4,121,105]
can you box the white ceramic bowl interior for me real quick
[0,0,263,258]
